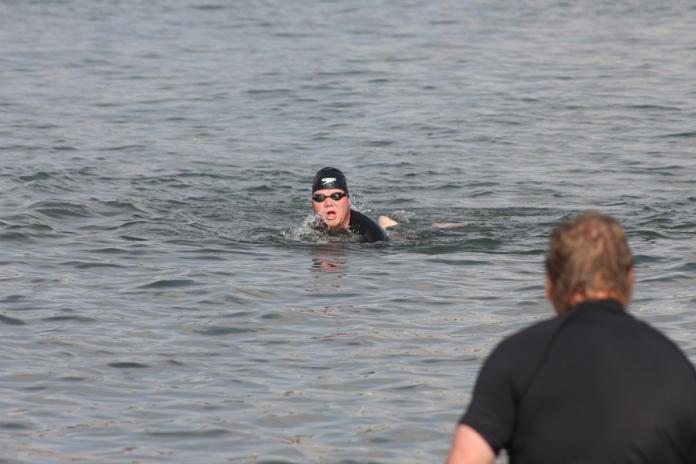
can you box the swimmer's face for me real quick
[312,188,351,230]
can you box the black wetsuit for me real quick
[348,209,388,243]
[314,209,388,243]
[460,299,696,464]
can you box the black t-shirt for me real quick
[460,299,696,464]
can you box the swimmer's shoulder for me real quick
[349,209,389,242]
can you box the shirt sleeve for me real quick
[459,340,517,454]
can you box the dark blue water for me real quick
[2,1,696,462]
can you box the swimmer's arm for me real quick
[432,222,466,229]
[378,215,398,229]
[378,218,468,230]
[446,424,495,464]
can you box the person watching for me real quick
[447,212,696,464]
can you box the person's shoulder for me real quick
[485,316,562,369]
[628,312,696,368]
[349,209,388,242]
[499,316,562,350]
[350,209,376,225]
[470,316,565,405]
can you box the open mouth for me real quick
[325,211,337,221]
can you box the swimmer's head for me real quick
[312,167,348,193]
[311,167,351,231]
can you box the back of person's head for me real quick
[545,212,634,312]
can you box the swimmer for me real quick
[311,167,397,243]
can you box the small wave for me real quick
[661,131,696,138]
[5,222,54,232]
[195,326,256,336]
[367,139,396,147]
[244,88,294,96]
[138,279,199,289]
[672,262,696,272]
[63,261,126,269]
[244,184,274,193]
[120,235,149,242]
[102,220,149,231]
[0,422,31,430]
[642,165,684,175]
[146,428,230,438]
[633,254,668,265]
[635,229,668,241]
[97,200,148,216]
[18,171,53,182]
[625,104,680,111]
[190,4,227,10]
[639,272,693,283]
[52,145,78,152]
[0,294,27,303]
[89,247,133,255]
[102,144,147,152]
[32,201,93,219]
[0,231,31,242]
[1,222,56,242]
[42,316,96,323]
[176,171,237,180]
[427,258,492,266]
[108,362,149,369]
[0,314,26,326]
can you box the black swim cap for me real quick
[312,167,348,192]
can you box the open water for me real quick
[1,1,696,462]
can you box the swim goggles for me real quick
[312,192,349,202]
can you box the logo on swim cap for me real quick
[312,167,348,193]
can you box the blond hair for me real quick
[545,212,634,311]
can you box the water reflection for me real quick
[309,244,347,274]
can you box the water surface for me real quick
[2,1,696,462]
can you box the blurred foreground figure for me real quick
[448,212,696,464]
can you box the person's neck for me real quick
[571,290,627,306]
[559,290,629,314]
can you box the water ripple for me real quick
[2,1,696,463]
[108,362,149,369]
[0,314,26,326]
[138,279,200,289]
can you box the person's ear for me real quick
[546,276,564,314]
[545,275,554,304]
[625,266,636,304]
